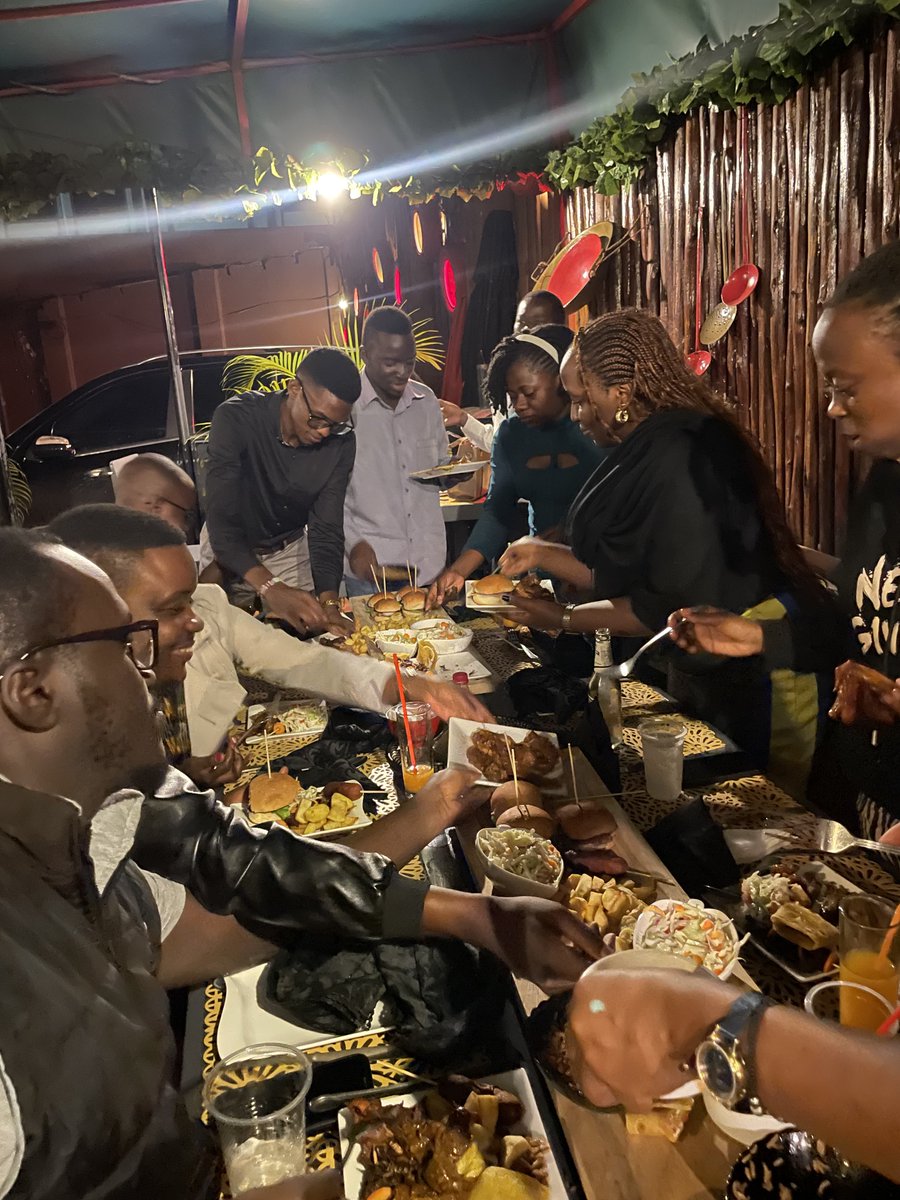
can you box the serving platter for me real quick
[409,461,481,481]
[338,1067,568,1200]
[447,718,565,795]
[464,577,554,613]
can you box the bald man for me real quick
[513,290,566,334]
[113,453,196,536]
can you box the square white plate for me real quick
[448,718,564,794]
[464,578,554,613]
[216,963,389,1059]
[433,649,491,682]
[338,1067,567,1200]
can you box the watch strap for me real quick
[714,992,772,1112]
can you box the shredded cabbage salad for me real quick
[641,900,735,975]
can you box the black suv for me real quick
[7,348,304,525]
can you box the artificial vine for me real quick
[546,0,900,194]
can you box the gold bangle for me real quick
[321,598,342,608]
[561,603,577,631]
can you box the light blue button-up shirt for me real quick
[343,370,450,585]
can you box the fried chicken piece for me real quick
[829,660,899,726]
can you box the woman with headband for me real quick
[428,325,607,607]
[500,309,833,793]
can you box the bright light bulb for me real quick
[338,296,349,311]
[317,172,348,200]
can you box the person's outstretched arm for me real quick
[568,966,900,1183]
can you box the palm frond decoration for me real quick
[221,350,310,396]
[8,459,32,524]
[220,303,445,398]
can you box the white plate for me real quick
[215,963,390,1059]
[338,1067,567,1200]
[432,649,491,682]
[245,790,373,841]
[464,578,555,613]
[409,619,473,655]
[409,461,481,482]
[447,718,564,793]
[244,701,329,744]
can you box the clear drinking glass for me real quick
[203,1042,312,1195]
[804,979,898,1036]
[387,701,435,795]
[837,894,900,1031]
[639,717,687,801]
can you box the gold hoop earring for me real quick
[614,404,631,425]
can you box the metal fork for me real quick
[770,819,900,857]
[597,625,674,682]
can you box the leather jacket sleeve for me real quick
[130,789,429,947]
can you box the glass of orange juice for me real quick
[837,894,900,1032]
[805,979,898,1036]
[387,702,435,797]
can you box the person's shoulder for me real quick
[192,583,231,619]
[213,390,275,423]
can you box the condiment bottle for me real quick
[588,629,623,748]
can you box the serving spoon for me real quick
[596,625,674,683]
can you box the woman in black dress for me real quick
[501,309,831,792]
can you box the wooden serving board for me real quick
[453,747,754,1200]
[347,594,497,695]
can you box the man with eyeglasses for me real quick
[205,347,359,636]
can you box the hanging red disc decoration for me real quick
[372,248,384,284]
[441,257,457,312]
[534,220,615,310]
[394,266,403,306]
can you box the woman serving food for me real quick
[428,326,605,607]
[499,309,832,791]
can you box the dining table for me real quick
[183,613,900,1200]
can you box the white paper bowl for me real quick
[474,827,563,899]
[374,632,419,660]
[701,1086,791,1147]
[410,619,473,655]
[632,898,742,980]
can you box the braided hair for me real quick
[483,323,574,412]
[573,308,823,601]
[828,240,900,349]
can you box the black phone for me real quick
[307,1053,373,1103]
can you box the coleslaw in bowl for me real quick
[633,898,743,979]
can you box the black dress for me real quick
[566,409,830,788]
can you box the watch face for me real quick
[697,1041,738,1106]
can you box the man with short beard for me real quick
[0,528,319,1199]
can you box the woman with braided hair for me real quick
[500,308,833,793]
[428,325,606,607]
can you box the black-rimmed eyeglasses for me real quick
[298,380,352,436]
[0,619,159,680]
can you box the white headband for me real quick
[513,332,560,363]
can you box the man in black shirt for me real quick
[206,348,359,634]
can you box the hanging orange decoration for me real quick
[372,248,384,283]
[413,211,424,255]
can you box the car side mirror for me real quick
[33,436,76,460]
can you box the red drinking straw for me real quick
[876,1001,900,1037]
[392,654,417,769]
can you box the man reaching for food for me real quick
[0,529,603,1198]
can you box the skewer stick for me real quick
[381,567,388,596]
[263,730,272,778]
[568,745,581,811]
[414,564,418,591]
[505,735,527,822]
[370,565,380,593]
[406,560,413,587]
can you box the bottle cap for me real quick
[452,671,469,686]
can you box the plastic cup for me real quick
[203,1043,312,1195]
[639,717,686,801]
[804,979,898,1036]
[838,894,900,1031]
[387,701,435,796]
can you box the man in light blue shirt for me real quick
[344,307,450,594]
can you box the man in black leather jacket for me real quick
[54,504,605,989]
